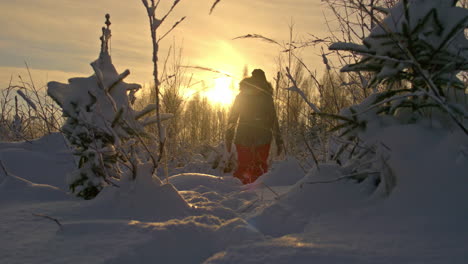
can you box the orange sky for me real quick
[0,0,328,103]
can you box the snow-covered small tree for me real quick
[48,15,171,199]
[303,0,468,196]
[329,0,468,134]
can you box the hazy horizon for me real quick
[0,0,327,104]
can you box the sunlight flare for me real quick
[204,76,237,106]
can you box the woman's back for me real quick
[225,69,283,184]
[234,89,275,146]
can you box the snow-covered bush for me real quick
[48,15,171,199]
[313,0,468,195]
[329,0,468,134]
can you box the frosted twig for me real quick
[140,0,181,169]
[422,90,468,134]
[353,92,421,116]
[285,67,321,113]
[32,213,62,229]
[0,160,11,178]
[300,130,320,171]
[24,62,52,134]
[261,182,280,199]
[301,171,379,187]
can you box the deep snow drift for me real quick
[0,122,467,264]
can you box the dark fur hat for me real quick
[251,69,266,80]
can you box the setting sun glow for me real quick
[204,77,237,106]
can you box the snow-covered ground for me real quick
[1,123,467,264]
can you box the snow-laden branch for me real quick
[285,67,321,113]
[329,42,373,54]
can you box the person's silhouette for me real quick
[226,69,283,184]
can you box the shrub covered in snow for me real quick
[318,0,468,195]
[47,15,171,199]
[329,0,468,134]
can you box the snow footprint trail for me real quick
[167,173,294,220]
[165,157,308,240]
[97,173,266,264]
[168,173,259,218]
[0,135,263,264]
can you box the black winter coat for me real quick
[226,77,282,147]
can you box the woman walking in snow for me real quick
[225,69,283,184]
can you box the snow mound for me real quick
[283,164,374,214]
[0,133,74,190]
[106,216,263,264]
[205,229,468,264]
[250,124,468,238]
[257,157,305,186]
[248,163,371,237]
[0,132,68,151]
[364,125,468,225]
[209,124,468,263]
[171,173,258,219]
[0,173,69,205]
[84,163,190,221]
[204,235,374,264]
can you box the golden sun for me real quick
[204,76,237,106]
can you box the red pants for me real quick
[234,144,270,184]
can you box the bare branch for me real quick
[160,0,182,24]
[179,65,234,77]
[209,0,222,15]
[158,16,186,43]
[233,34,280,45]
